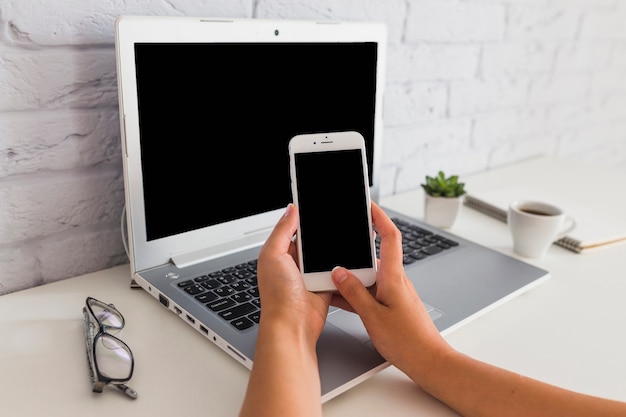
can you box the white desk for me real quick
[2,157,625,416]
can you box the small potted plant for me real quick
[421,171,466,228]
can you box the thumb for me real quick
[332,267,376,315]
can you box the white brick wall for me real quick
[1,0,626,294]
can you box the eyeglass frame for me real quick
[82,296,137,399]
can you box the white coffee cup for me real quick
[508,201,576,258]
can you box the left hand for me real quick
[256,203,331,342]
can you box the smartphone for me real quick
[288,131,377,292]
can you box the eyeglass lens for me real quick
[95,334,133,379]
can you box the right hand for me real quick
[330,202,452,378]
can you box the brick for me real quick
[0,49,117,111]
[449,79,529,117]
[507,5,581,40]
[580,9,626,40]
[39,226,128,283]
[0,109,121,178]
[473,109,550,148]
[481,42,557,78]
[528,74,590,105]
[590,70,626,97]
[387,44,480,81]
[405,1,505,42]
[0,169,124,245]
[0,246,40,295]
[554,42,612,73]
[384,81,447,126]
[383,120,472,166]
[1,0,252,45]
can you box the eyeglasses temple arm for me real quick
[114,383,138,399]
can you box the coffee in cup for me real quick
[508,201,576,258]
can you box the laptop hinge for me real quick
[170,229,272,269]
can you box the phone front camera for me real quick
[313,141,317,145]
[274,29,279,36]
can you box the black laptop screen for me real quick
[134,42,378,241]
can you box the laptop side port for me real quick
[159,294,169,307]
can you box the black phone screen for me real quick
[294,149,373,273]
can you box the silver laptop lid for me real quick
[115,16,387,275]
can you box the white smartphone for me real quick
[288,131,377,292]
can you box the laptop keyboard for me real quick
[177,218,458,331]
[384,218,459,265]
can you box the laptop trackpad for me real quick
[327,303,444,346]
[327,309,371,344]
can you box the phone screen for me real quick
[294,148,373,273]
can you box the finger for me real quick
[331,267,378,318]
[371,203,404,269]
[261,204,299,256]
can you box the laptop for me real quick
[114,15,549,402]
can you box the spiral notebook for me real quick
[464,189,626,253]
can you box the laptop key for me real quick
[207,298,237,312]
[219,302,257,321]
[422,245,443,256]
[231,316,255,331]
[196,291,218,303]
[184,284,206,296]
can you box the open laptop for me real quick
[114,15,549,402]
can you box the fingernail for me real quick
[332,266,348,284]
[283,203,294,217]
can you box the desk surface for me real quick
[2,157,625,417]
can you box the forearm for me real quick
[239,321,322,417]
[408,349,626,417]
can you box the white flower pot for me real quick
[424,194,463,228]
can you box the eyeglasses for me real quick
[82,297,137,399]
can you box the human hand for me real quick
[330,202,452,378]
[256,204,331,342]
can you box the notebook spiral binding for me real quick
[463,195,582,254]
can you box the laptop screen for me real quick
[134,42,379,241]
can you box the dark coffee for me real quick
[520,208,554,216]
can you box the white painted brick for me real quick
[382,120,474,193]
[528,74,590,105]
[547,96,626,133]
[611,44,626,69]
[0,246,39,295]
[480,42,557,78]
[383,120,472,165]
[2,0,252,45]
[387,44,480,81]
[473,108,550,148]
[0,49,117,111]
[554,42,612,73]
[449,78,529,117]
[0,170,124,245]
[392,147,489,195]
[0,109,120,177]
[405,1,505,42]
[580,9,626,40]
[384,81,447,126]
[489,137,559,168]
[506,5,581,40]
[590,70,626,97]
[39,226,128,283]
[557,120,626,163]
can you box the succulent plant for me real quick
[421,171,466,198]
